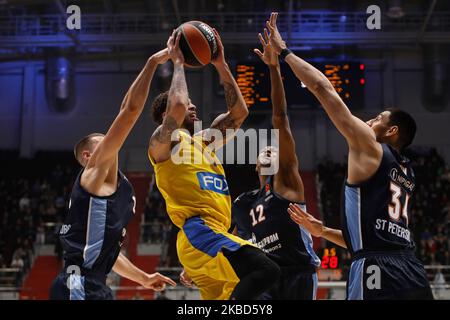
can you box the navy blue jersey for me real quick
[341,144,416,255]
[59,169,135,275]
[232,177,320,268]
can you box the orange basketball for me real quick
[177,21,218,68]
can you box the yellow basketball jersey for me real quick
[149,130,231,231]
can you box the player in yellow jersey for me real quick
[147,30,280,300]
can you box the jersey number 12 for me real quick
[249,204,265,226]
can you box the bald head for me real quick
[74,133,105,166]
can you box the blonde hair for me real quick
[73,133,105,165]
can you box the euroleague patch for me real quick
[196,172,230,195]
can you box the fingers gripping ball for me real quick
[177,21,218,67]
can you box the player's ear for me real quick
[81,150,91,165]
[386,125,398,137]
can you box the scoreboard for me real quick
[235,60,365,111]
[321,247,339,269]
[318,247,343,281]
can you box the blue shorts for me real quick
[260,265,318,300]
[49,271,112,300]
[347,250,433,300]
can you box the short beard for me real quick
[182,118,195,136]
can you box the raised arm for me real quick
[83,47,169,192]
[288,203,347,249]
[254,25,303,197]
[201,29,249,148]
[88,50,168,168]
[266,13,377,152]
[149,30,190,163]
[113,253,176,291]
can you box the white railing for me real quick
[2,265,449,299]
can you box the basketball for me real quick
[177,21,218,68]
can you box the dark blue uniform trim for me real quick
[183,216,241,257]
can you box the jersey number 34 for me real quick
[388,182,410,225]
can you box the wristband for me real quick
[280,48,292,60]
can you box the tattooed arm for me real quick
[197,29,249,149]
[149,30,189,163]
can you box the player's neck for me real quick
[180,122,195,136]
[387,141,402,154]
[259,175,269,189]
[181,126,194,136]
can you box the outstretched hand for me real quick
[265,12,287,55]
[211,28,226,68]
[288,203,324,237]
[179,269,194,288]
[167,29,184,64]
[140,272,177,292]
[254,27,278,66]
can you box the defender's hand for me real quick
[211,28,226,68]
[180,269,194,288]
[167,30,184,64]
[141,272,177,291]
[254,27,278,67]
[266,12,287,55]
[150,48,170,65]
[288,203,324,237]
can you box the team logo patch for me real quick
[196,172,230,195]
[60,224,71,235]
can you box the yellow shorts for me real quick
[177,216,253,300]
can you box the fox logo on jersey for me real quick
[196,172,230,195]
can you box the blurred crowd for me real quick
[0,152,76,287]
[317,147,450,267]
[410,148,450,265]
[140,177,180,268]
